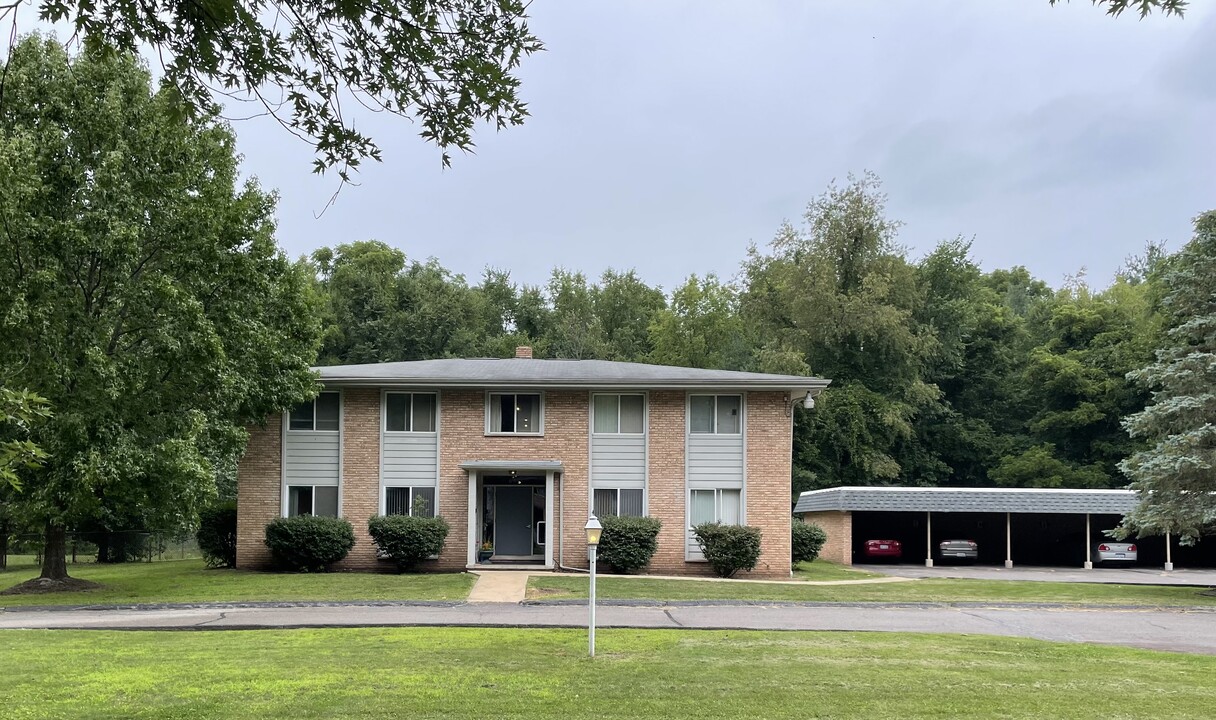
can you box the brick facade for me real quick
[235,386,798,578]
[801,510,853,565]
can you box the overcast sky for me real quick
[229,0,1214,293]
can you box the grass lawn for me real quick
[0,559,474,607]
[528,574,1216,606]
[1,627,1213,719]
[792,560,883,581]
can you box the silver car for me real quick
[937,539,978,562]
[1094,541,1137,565]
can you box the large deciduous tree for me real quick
[3,0,543,180]
[1119,211,1216,542]
[0,37,321,582]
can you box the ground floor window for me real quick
[287,485,339,517]
[385,486,436,517]
[593,488,644,518]
[689,487,742,526]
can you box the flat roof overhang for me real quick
[795,486,1139,516]
[459,460,564,473]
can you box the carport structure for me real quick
[795,486,1190,571]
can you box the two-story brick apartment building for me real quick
[236,348,829,578]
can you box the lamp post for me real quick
[585,514,603,658]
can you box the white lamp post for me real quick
[585,514,603,658]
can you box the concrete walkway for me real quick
[2,601,1215,655]
[467,571,531,603]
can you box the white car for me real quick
[1094,541,1137,565]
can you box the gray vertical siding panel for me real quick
[590,435,646,488]
[284,433,340,485]
[382,434,439,485]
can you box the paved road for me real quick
[856,564,1216,586]
[2,602,1214,655]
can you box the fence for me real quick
[1,531,202,570]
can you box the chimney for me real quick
[515,346,533,359]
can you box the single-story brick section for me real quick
[236,348,829,578]
[795,486,1216,570]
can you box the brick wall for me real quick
[334,388,382,571]
[436,390,589,571]
[235,421,281,569]
[745,391,794,579]
[801,510,853,565]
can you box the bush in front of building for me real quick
[791,519,827,564]
[693,523,762,578]
[263,516,356,572]
[368,515,450,572]
[196,501,238,568]
[598,515,661,573]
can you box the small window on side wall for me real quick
[288,391,340,431]
[689,394,741,434]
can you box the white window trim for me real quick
[284,484,341,518]
[590,392,647,436]
[688,393,743,435]
[684,390,747,562]
[286,390,342,433]
[587,391,649,518]
[281,389,343,518]
[484,391,545,436]
[383,391,439,434]
[378,388,441,517]
[592,487,647,518]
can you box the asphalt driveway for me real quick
[2,601,1215,655]
[855,564,1216,586]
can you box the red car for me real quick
[862,539,903,561]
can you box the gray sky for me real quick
[230,0,1215,293]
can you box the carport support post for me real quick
[1165,532,1173,572]
[1005,513,1013,569]
[1084,514,1092,570]
[925,512,934,568]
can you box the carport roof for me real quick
[794,486,1140,516]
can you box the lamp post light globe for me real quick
[585,515,603,546]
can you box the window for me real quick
[289,391,340,431]
[592,394,645,434]
[487,393,542,434]
[385,486,436,517]
[593,488,644,518]
[689,394,741,434]
[385,393,437,432]
[689,488,742,526]
[287,485,339,517]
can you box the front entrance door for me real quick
[494,486,535,556]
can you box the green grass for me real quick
[528,574,1216,606]
[0,628,1213,719]
[0,559,475,607]
[792,560,883,581]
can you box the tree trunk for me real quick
[40,523,69,580]
[0,521,7,570]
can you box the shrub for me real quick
[597,515,661,573]
[197,501,238,568]
[367,514,450,572]
[693,523,762,578]
[792,519,828,564]
[263,516,355,572]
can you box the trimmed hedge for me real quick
[368,514,450,572]
[792,519,828,564]
[197,501,238,568]
[263,516,355,572]
[693,523,762,578]
[598,515,661,574]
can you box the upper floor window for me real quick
[689,394,741,434]
[488,393,542,434]
[385,392,437,432]
[289,391,340,431]
[592,394,645,434]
